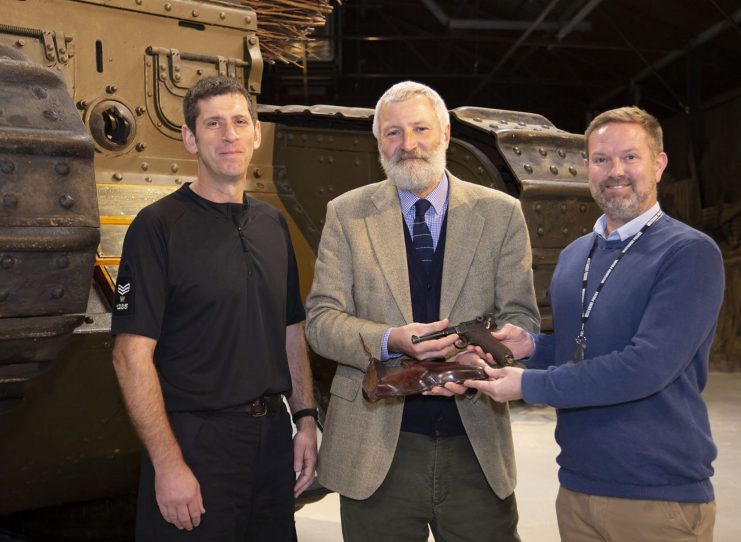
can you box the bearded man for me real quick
[304,81,539,542]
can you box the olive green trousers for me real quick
[340,431,520,542]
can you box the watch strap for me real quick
[292,407,318,424]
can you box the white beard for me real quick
[379,141,447,193]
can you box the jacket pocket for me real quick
[330,373,360,402]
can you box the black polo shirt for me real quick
[111,183,305,412]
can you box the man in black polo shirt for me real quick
[111,76,317,541]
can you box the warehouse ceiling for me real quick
[261,0,741,132]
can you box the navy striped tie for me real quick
[413,199,434,273]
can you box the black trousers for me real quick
[135,406,296,542]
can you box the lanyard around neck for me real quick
[573,210,663,362]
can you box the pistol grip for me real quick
[464,329,515,367]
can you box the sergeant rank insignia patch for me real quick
[113,276,134,315]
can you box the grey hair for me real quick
[372,81,450,139]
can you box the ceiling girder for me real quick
[590,7,741,108]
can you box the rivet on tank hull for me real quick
[59,194,75,208]
[0,159,15,174]
[50,287,65,299]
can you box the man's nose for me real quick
[609,158,625,176]
[223,121,239,140]
[401,129,418,151]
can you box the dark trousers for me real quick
[340,431,520,542]
[135,407,296,542]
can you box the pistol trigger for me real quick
[454,337,467,350]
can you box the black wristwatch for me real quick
[292,407,318,424]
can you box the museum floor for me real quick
[296,372,741,542]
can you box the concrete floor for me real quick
[296,372,741,541]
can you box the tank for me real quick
[0,1,600,539]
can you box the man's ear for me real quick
[655,151,668,183]
[253,120,262,150]
[182,124,198,155]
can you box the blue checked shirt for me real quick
[380,174,450,360]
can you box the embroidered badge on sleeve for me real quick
[113,276,135,315]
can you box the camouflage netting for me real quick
[240,0,337,65]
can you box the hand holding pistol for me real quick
[411,314,515,367]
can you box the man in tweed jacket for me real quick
[305,81,539,542]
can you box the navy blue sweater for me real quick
[522,214,724,502]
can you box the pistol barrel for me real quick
[411,328,453,344]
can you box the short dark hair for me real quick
[182,76,257,133]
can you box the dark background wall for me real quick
[262,0,741,369]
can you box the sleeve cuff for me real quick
[381,327,403,362]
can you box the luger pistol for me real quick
[411,314,515,368]
[362,315,515,402]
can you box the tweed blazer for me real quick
[304,173,539,500]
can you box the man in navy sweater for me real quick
[460,106,724,541]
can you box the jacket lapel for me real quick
[366,181,414,324]
[440,174,484,317]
